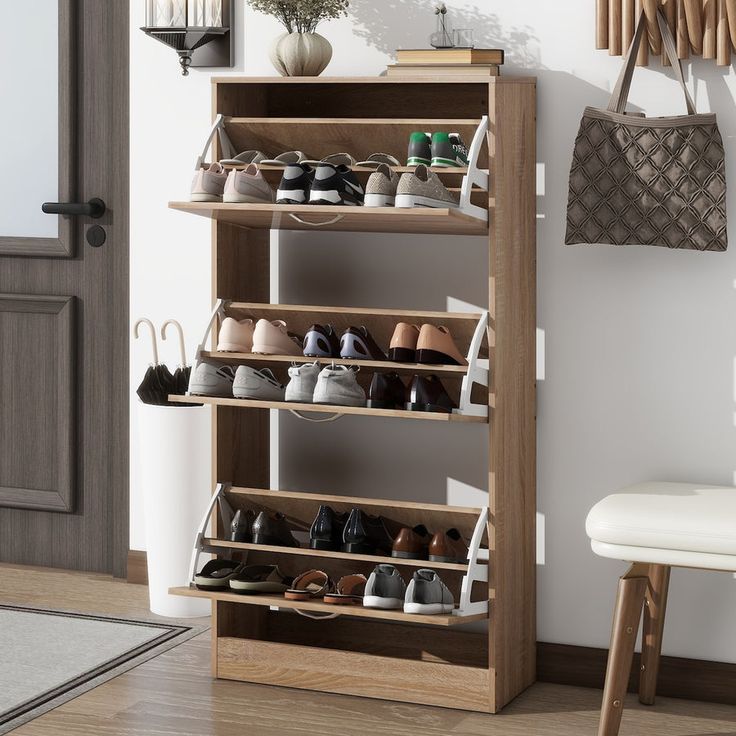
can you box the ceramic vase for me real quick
[269,32,332,76]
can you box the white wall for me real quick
[130,0,736,662]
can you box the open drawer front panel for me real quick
[214,601,492,712]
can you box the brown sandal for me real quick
[284,569,334,601]
[323,574,367,605]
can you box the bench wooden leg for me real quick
[639,564,670,705]
[598,563,649,736]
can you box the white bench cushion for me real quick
[586,482,736,566]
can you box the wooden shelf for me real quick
[220,117,488,174]
[203,537,470,572]
[168,202,489,236]
[169,586,488,627]
[169,393,487,422]
[223,301,487,361]
[227,117,483,126]
[225,486,485,542]
[217,162,470,175]
[201,350,468,378]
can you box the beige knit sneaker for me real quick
[190,162,228,202]
[395,164,459,209]
[365,163,400,207]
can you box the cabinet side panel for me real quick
[488,80,537,711]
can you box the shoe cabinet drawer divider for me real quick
[169,76,537,714]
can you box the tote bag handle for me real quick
[607,8,695,115]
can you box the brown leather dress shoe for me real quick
[392,524,432,560]
[388,322,420,362]
[415,324,468,366]
[428,528,468,563]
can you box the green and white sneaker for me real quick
[407,132,431,166]
[431,132,469,168]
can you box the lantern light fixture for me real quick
[141,0,233,76]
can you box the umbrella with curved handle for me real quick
[161,319,192,396]
[134,317,176,405]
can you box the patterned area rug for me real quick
[0,605,206,733]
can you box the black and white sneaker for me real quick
[276,163,314,204]
[309,164,364,206]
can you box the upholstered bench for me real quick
[586,482,736,736]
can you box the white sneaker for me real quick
[217,317,254,353]
[189,362,236,397]
[284,362,320,403]
[190,163,228,202]
[233,366,284,401]
[313,365,366,407]
[223,163,274,204]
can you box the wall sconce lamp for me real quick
[142,0,234,76]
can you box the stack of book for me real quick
[386,48,504,78]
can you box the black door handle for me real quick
[42,197,106,218]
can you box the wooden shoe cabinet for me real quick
[169,76,536,714]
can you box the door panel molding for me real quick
[0,0,76,258]
[0,294,75,511]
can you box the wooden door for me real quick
[0,0,129,576]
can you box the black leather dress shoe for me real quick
[252,511,300,547]
[342,508,394,555]
[367,372,406,410]
[309,504,348,550]
[405,374,456,413]
[230,509,255,543]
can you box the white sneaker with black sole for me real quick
[309,164,364,206]
[233,366,285,401]
[189,362,236,397]
[276,163,314,204]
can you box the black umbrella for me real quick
[134,318,177,405]
[161,319,192,397]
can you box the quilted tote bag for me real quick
[566,9,727,251]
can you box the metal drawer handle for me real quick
[288,213,344,227]
[289,410,343,423]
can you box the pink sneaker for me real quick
[217,317,254,353]
[223,163,274,204]
[252,319,303,356]
[190,162,228,202]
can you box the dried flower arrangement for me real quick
[247,0,349,34]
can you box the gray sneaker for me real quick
[313,365,366,407]
[223,163,274,203]
[285,361,320,403]
[395,165,459,209]
[403,569,454,615]
[232,366,284,401]
[364,564,406,609]
[364,163,399,207]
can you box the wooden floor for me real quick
[2,564,735,735]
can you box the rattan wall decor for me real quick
[596,0,736,65]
